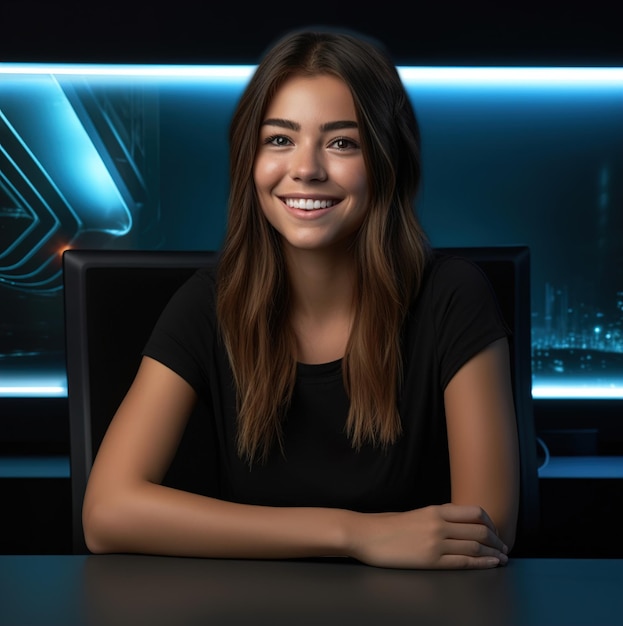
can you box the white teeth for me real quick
[284,198,336,211]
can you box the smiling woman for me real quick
[254,74,368,255]
[81,28,519,570]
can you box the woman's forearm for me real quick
[83,482,354,559]
[83,484,508,569]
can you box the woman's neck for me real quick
[285,247,357,364]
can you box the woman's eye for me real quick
[330,137,359,150]
[264,135,291,146]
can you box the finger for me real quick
[442,538,508,564]
[440,504,498,534]
[437,553,504,570]
[444,521,507,552]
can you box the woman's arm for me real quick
[82,356,351,558]
[443,336,520,550]
[83,352,513,569]
[347,337,519,569]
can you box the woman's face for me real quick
[253,73,369,255]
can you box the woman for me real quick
[83,28,519,569]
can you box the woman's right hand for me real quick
[346,503,509,570]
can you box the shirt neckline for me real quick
[296,358,343,380]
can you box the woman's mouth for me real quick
[283,198,338,211]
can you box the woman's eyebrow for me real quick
[261,119,358,132]
[261,118,299,131]
[321,120,358,132]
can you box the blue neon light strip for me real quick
[2,64,623,84]
[533,385,623,399]
[0,387,66,397]
[0,63,256,74]
[0,382,66,397]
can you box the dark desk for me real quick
[0,556,621,625]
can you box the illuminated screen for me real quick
[0,64,622,399]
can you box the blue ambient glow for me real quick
[0,64,622,399]
[0,71,133,293]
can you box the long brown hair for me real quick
[217,29,431,463]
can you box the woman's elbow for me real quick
[494,493,519,553]
[82,492,126,554]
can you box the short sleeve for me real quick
[142,268,218,397]
[431,256,509,390]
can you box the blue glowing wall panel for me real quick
[0,65,622,399]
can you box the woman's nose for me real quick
[290,144,327,182]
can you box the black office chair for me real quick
[438,245,540,554]
[63,246,539,555]
[63,249,220,554]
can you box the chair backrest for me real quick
[63,245,539,555]
[437,245,539,553]
[63,249,219,554]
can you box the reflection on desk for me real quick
[0,556,621,626]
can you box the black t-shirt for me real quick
[143,254,508,513]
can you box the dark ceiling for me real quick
[1,1,622,66]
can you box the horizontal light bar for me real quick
[399,66,623,86]
[0,63,256,78]
[0,64,621,87]
[0,386,66,397]
[533,385,623,399]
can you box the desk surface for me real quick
[0,556,621,626]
